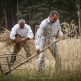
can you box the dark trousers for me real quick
[10,42,31,64]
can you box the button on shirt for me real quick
[35,17,63,49]
[10,24,34,40]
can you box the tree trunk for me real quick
[5,0,17,29]
[80,9,81,35]
[17,0,18,20]
[76,0,81,35]
[4,10,7,28]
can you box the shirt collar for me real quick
[47,17,51,23]
[18,24,25,29]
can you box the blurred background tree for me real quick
[0,0,80,32]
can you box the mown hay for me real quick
[0,28,35,50]
[0,28,81,72]
[0,28,12,46]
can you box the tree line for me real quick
[0,0,80,31]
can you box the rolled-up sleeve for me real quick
[10,26,17,40]
[35,33,41,49]
[27,26,34,39]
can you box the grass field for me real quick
[0,69,81,81]
[0,38,81,81]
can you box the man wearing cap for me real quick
[10,19,34,66]
[35,11,63,72]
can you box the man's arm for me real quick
[10,25,17,40]
[10,25,22,43]
[35,20,46,52]
[27,25,34,39]
[20,25,34,42]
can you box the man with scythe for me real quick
[35,11,63,72]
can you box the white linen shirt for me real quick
[10,24,34,40]
[35,17,63,49]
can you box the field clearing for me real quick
[0,38,81,81]
[0,38,81,72]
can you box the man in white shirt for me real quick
[35,11,63,72]
[10,19,34,66]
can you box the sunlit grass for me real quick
[0,38,81,81]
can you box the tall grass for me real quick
[0,38,81,81]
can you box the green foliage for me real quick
[0,70,81,81]
[14,0,79,25]
[16,11,28,19]
[0,0,79,27]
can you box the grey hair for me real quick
[50,10,59,17]
[18,19,25,24]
